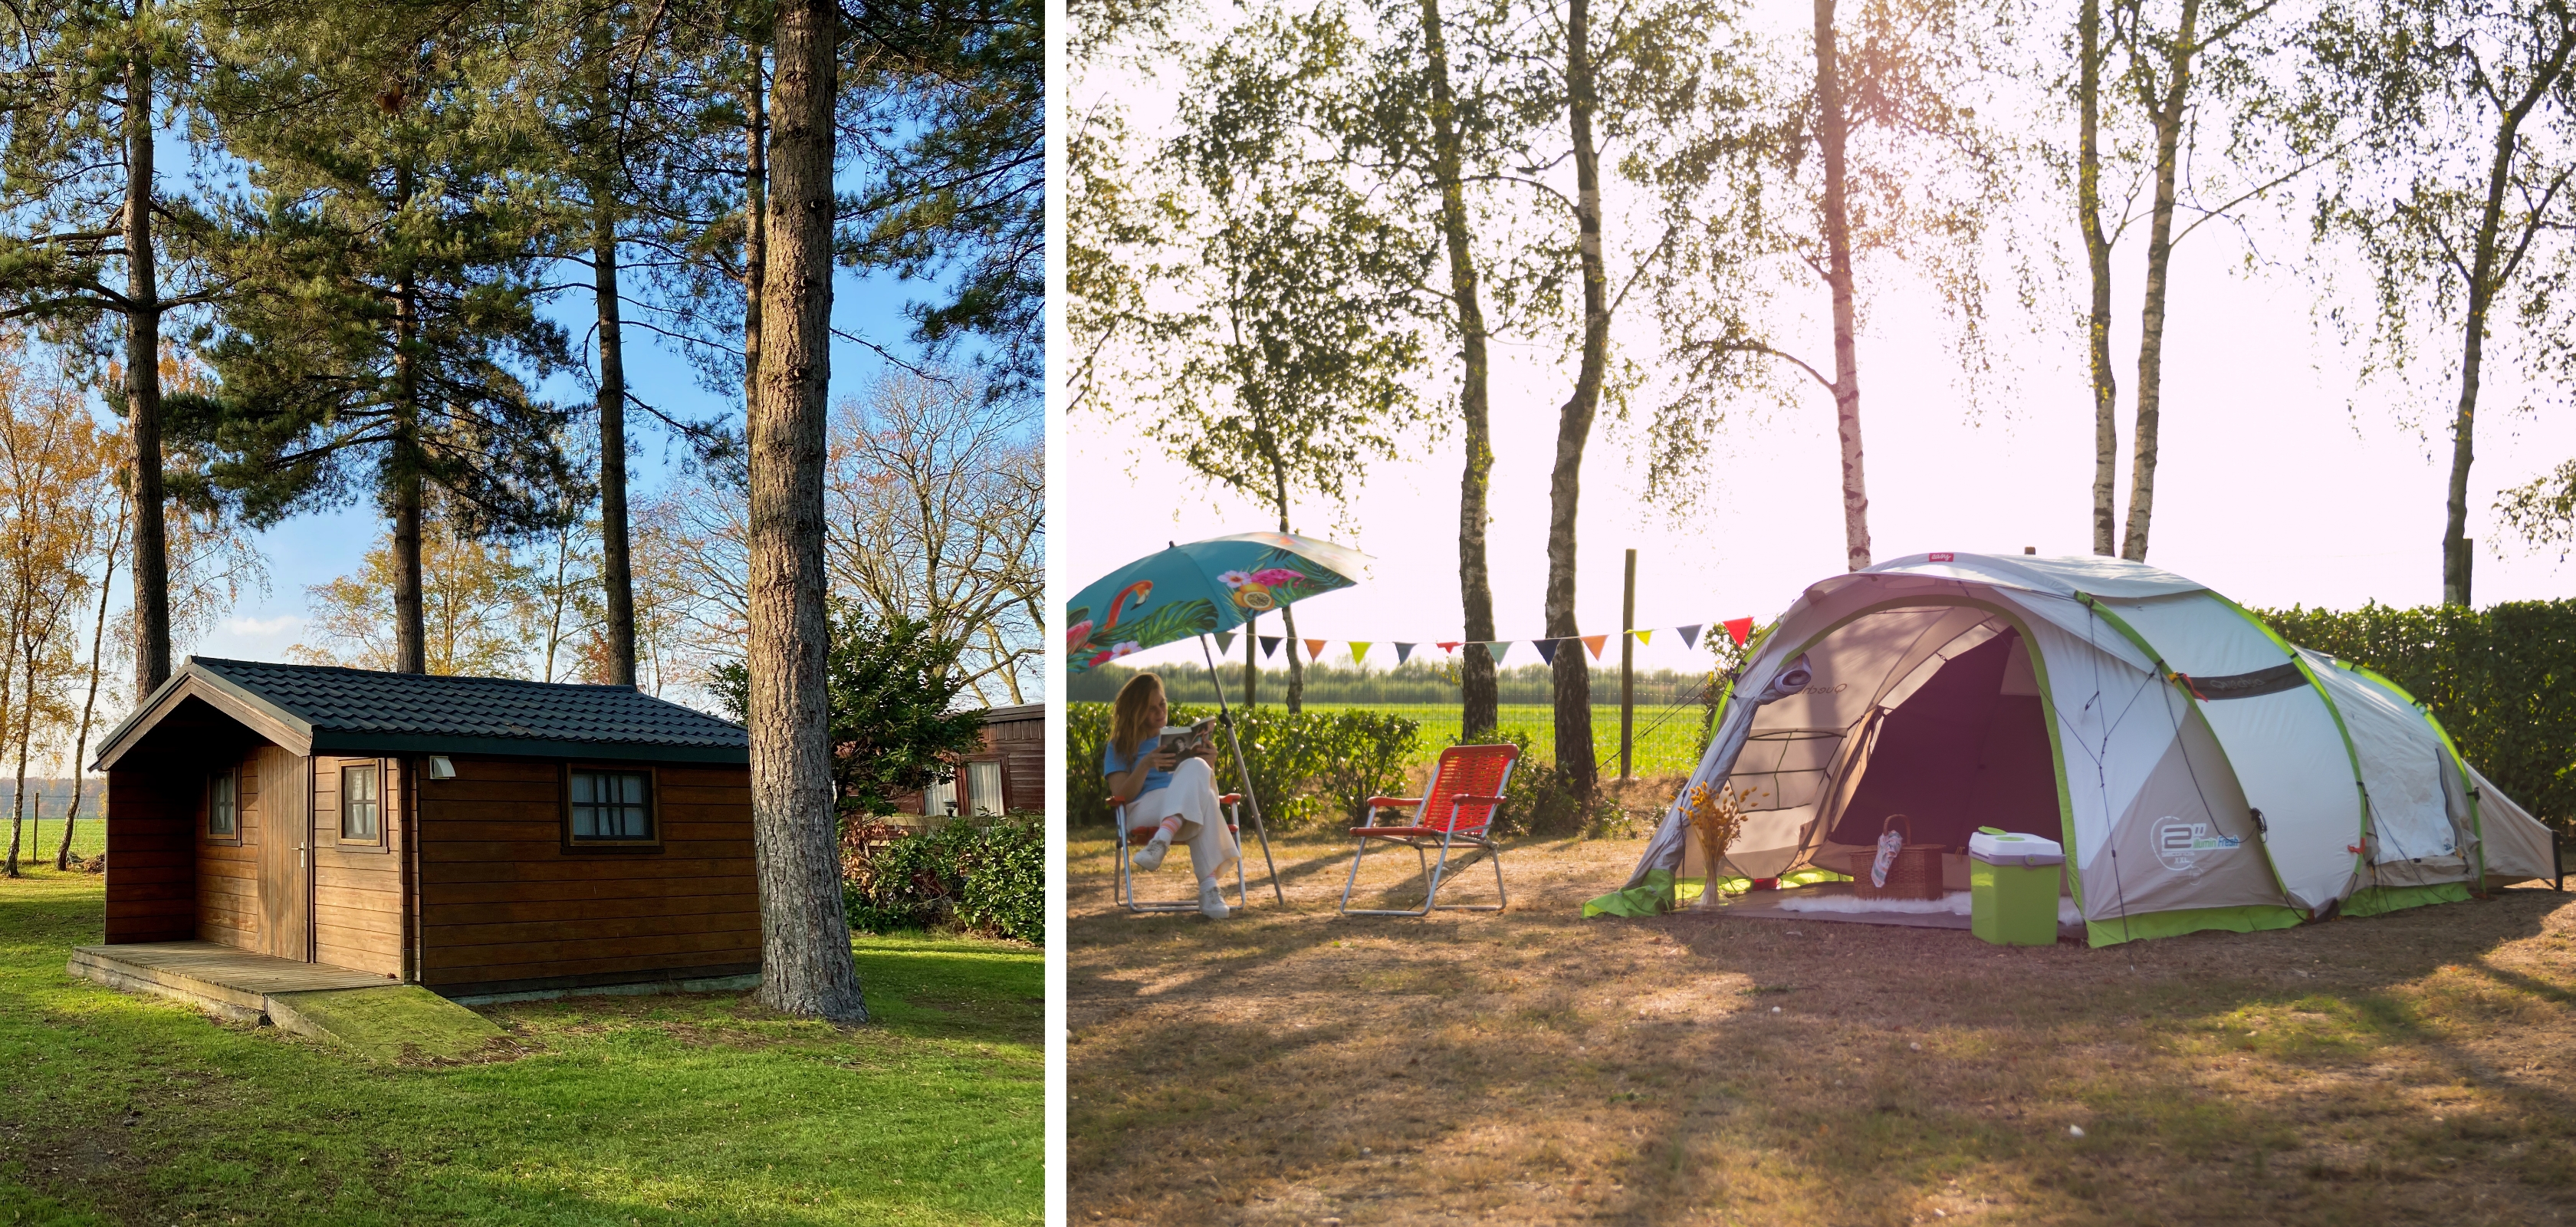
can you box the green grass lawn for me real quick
[0,867,1039,1225]
[1297,701,1710,776]
[1,819,105,866]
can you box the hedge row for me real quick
[1065,702,1614,837]
[840,814,1044,945]
[2257,600,2576,834]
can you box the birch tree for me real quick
[2305,0,2576,606]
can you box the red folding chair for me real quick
[1339,743,1519,916]
[1111,791,1250,914]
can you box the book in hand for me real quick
[1158,718,1217,757]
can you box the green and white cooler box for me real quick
[1970,827,2064,946]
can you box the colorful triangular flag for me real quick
[1304,638,1326,661]
[1350,642,1371,663]
[1633,628,1653,646]
[1677,623,1703,650]
[1490,641,1512,664]
[1582,633,1608,660]
[1215,631,1237,654]
[1535,638,1561,665]
[1723,617,1754,646]
[1260,636,1283,659]
[1395,642,1416,663]
[1436,641,1461,653]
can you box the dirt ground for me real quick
[1067,830,2576,1226]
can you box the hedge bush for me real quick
[2257,600,2576,835]
[841,814,1043,945]
[1064,702,1419,832]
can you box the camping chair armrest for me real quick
[1220,793,1242,805]
[1365,796,1421,809]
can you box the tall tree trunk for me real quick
[1419,0,1500,740]
[1814,0,1869,571]
[9,636,36,876]
[596,203,638,683]
[2079,0,2119,556]
[743,58,767,419]
[392,265,427,674]
[1546,0,1609,800]
[2119,0,2199,564]
[124,27,169,702]
[59,495,126,870]
[1243,611,1257,708]
[748,0,864,1023]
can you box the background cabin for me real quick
[94,658,759,999]
[898,702,1044,824]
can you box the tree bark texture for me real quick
[743,61,767,419]
[391,264,426,675]
[124,30,169,703]
[1419,0,1500,739]
[1546,0,1608,799]
[2119,0,2201,564]
[1814,0,1870,572]
[1243,611,1257,708]
[596,206,637,684]
[748,0,866,1023]
[1270,468,1305,713]
[2079,0,2119,557]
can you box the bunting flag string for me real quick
[1188,620,1756,669]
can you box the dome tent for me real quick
[1621,553,2561,946]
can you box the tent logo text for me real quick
[2154,818,2242,873]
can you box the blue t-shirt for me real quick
[1102,734,1171,798]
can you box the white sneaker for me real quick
[1199,881,1231,918]
[1131,834,1171,872]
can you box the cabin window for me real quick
[968,761,1005,816]
[208,770,239,842]
[341,762,383,844]
[568,769,656,843]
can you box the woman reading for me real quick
[1103,673,1240,918]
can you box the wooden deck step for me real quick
[70,942,396,1025]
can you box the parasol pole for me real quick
[1198,630,1285,906]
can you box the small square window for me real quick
[341,763,381,842]
[570,769,654,842]
[208,771,238,840]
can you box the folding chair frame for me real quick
[1113,793,1253,914]
[1339,748,1519,917]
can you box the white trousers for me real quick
[1126,755,1240,883]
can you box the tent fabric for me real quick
[1618,553,2563,946]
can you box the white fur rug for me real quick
[1775,890,2082,925]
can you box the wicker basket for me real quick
[1853,814,1945,900]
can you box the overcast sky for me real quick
[1062,0,2576,679]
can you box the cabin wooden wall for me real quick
[104,769,196,943]
[418,756,758,995]
[196,746,261,952]
[310,755,404,979]
[988,710,1043,811]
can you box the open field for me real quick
[1294,702,1710,777]
[1,819,105,865]
[1070,831,2576,1225]
[0,867,1040,1225]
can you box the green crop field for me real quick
[4,818,104,864]
[1293,702,1710,777]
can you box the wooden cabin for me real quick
[93,658,759,1000]
[895,702,1044,821]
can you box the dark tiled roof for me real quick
[184,656,746,760]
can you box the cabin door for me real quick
[255,746,310,961]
